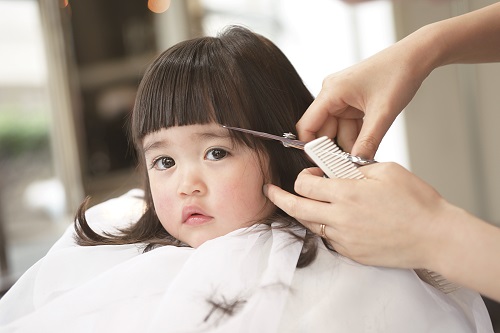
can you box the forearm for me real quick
[428,203,500,302]
[413,2,500,71]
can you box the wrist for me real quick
[426,202,485,280]
[419,200,464,274]
[406,23,445,79]
[392,24,443,93]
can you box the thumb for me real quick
[351,109,395,159]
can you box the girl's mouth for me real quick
[182,206,213,226]
[184,213,213,226]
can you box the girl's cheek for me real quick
[153,192,174,211]
[150,185,175,218]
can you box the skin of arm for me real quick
[264,164,500,302]
[296,1,500,159]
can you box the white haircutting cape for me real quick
[0,190,493,332]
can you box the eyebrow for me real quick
[143,140,168,155]
[143,129,232,154]
[195,131,231,141]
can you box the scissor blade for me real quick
[222,126,305,149]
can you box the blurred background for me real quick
[0,0,498,327]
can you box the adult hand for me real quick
[264,163,449,270]
[265,163,500,302]
[297,2,500,159]
[297,39,430,159]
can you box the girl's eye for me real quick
[205,148,228,161]
[152,156,175,170]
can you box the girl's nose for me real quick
[177,168,206,196]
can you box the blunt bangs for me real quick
[131,37,253,150]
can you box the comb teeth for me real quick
[415,269,461,294]
[304,137,364,179]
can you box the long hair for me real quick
[75,26,319,267]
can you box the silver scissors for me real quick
[222,126,376,166]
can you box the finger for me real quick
[294,169,363,203]
[336,118,361,153]
[292,213,337,242]
[300,167,324,177]
[350,108,396,159]
[316,116,338,140]
[263,183,338,224]
[315,222,333,240]
[322,224,338,244]
[301,219,342,254]
[326,237,348,258]
[358,161,406,181]
[297,88,347,142]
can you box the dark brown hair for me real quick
[75,26,319,267]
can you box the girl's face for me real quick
[143,123,276,248]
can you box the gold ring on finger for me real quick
[320,224,327,238]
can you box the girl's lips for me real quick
[182,206,213,226]
[184,214,213,226]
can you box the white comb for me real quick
[304,137,365,179]
[304,136,460,294]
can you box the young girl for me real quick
[0,26,493,333]
[73,23,318,261]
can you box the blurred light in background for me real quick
[148,0,172,13]
[59,0,69,9]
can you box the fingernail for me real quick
[262,184,269,196]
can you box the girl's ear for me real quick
[263,151,280,187]
[270,161,281,187]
